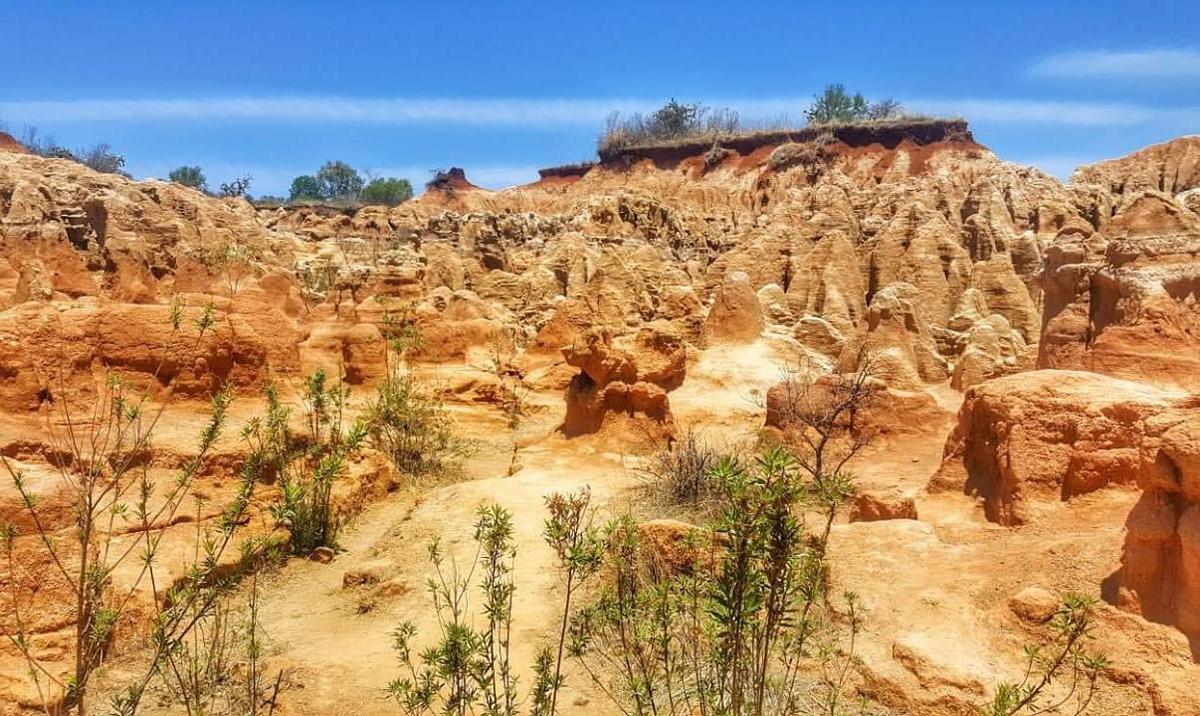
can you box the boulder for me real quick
[849,491,918,522]
[704,272,764,343]
[1008,587,1059,624]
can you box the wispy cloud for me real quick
[904,98,1166,126]
[4,94,1193,130]
[0,97,660,126]
[1029,49,1200,79]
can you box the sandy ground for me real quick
[16,337,1200,715]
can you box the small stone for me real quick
[1009,587,1060,623]
[849,491,918,522]
[310,546,336,564]
[373,578,412,599]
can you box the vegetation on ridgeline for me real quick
[18,125,130,176]
[598,98,745,155]
[169,164,208,192]
[804,83,904,125]
[160,159,414,207]
[597,85,928,158]
[285,162,413,207]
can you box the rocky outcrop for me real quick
[931,369,1200,649]
[1113,413,1200,646]
[704,271,764,343]
[560,325,685,438]
[839,283,947,390]
[947,313,1032,390]
[1041,138,1200,390]
[930,370,1184,525]
[1072,135,1200,198]
[0,123,1097,404]
[0,296,297,411]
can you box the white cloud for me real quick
[903,98,1162,126]
[1030,49,1200,79]
[4,94,1188,130]
[0,96,659,126]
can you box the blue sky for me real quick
[2,0,1198,195]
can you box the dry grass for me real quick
[598,116,965,163]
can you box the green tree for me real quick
[316,160,364,201]
[805,84,868,124]
[648,98,701,137]
[361,176,414,206]
[289,174,323,202]
[169,165,208,192]
[806,84,904,125]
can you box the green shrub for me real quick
[387,494,601,716]
[77,142,128,175]
[571,447,861,716]
[361,177,414,206]
[155,538,287,715]
[366,368,467,480]
[387,504,522,715]
[18,127,129,175]
[981,594,1108,716]
[218,175,253,198]
[599,100,741,154]
[169,165,208,192]
[805,84,904,125]
[289,174,323,202]
[247,370,367,554]
[366,306,470,480]
[636,427,721,507]
[542,487,604,715]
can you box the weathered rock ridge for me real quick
[5,126,1200,713]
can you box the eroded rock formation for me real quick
[561,324,684,437]
[6,124,1200,713]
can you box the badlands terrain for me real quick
[1,122,1199,715]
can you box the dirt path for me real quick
[252,418,634,714]
[249,339,794,714]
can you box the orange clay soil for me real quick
[3,128,1200,715]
